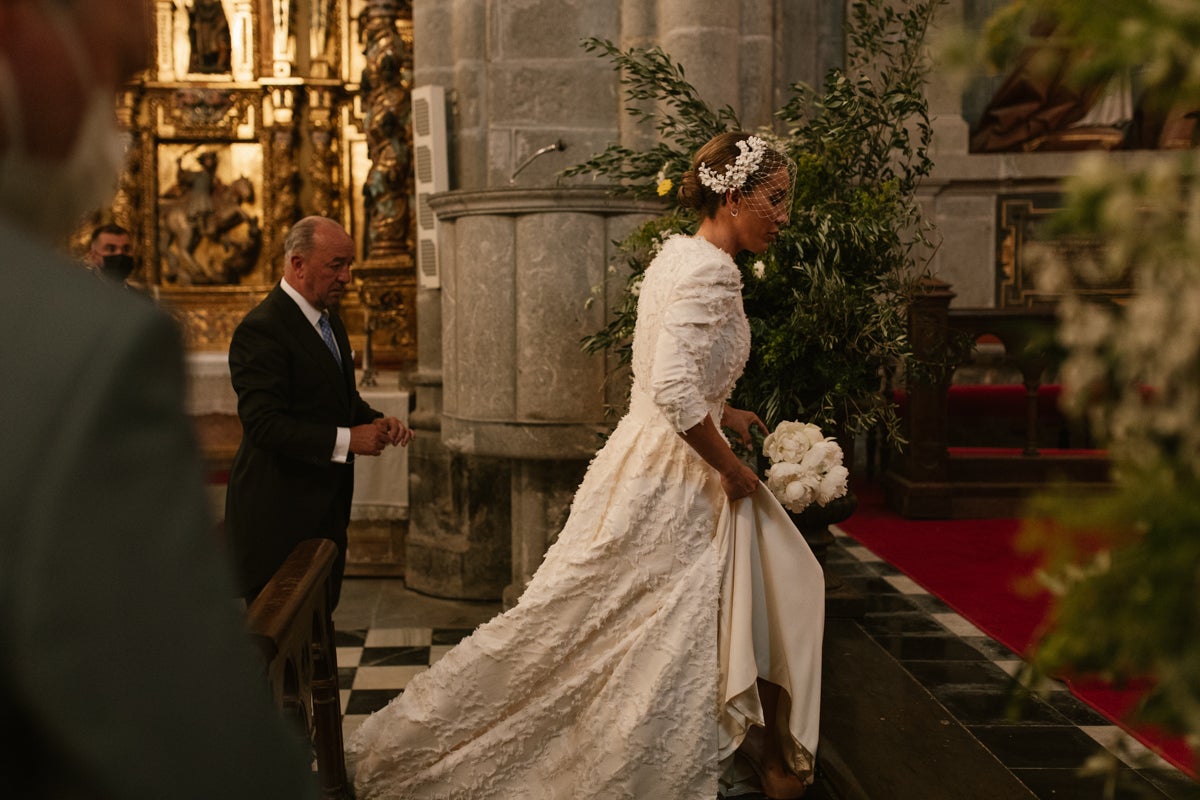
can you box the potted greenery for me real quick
[565,0,941,497]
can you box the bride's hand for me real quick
[721,405,768,448]
[721,461,760,501]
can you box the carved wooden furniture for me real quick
[245,538,348,799]
[94,1,418,369]
[883,280,1111,518]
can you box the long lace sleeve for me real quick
[649,257,743,432]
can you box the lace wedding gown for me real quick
[346,235,824,799]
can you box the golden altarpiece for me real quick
[101,0,416,371]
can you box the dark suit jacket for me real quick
[0,219,317,798]
[224,283,380,605]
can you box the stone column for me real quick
[658,0,741,119]
[738,0,776,129]
[403,0,509,600]
[429,188,661,606]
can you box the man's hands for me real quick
[349,416,413,456]
[377,416,414,447]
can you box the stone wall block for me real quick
[412,1,453,73]
[513,129,617,187]
[514,212,607,421]
[489,61,618,128]
[927,191,996,307]
[416,286,442,371]
[439,217,459,413]
[451,0,488,58]
[657,0,730,29]
[739,33,776,129]
[493,0,619,60]
[405,444,511,599]
[453,215,517,418]
[659,29,741,118]
[741,0,775,37]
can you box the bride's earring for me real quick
[730,205,739,218]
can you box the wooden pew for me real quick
[245,538,350,799]
[883,279,1110,518]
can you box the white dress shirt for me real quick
[279,278,352,463]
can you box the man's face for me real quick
[293,223,355,310]
[88,232,133,267]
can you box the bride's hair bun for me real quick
[676,169,706,211]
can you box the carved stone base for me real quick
[404,431,512,601]
[346,518,407,577]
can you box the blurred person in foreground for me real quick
[0,2,318,798]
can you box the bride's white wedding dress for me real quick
[346,235,824,799]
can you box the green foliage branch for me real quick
[565,0,943,447]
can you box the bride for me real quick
[347,132,823,799]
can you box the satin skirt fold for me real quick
[717,489,824,791]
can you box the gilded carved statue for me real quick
[358,6,413,258]
[187,0,232,75]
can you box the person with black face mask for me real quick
[84,222,137,284]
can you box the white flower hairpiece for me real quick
[698,136,768,194]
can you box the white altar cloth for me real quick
[185,354,409,520]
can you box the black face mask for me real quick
[100,254,136,282]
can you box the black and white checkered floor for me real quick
[332,528,1200,799]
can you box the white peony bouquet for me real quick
[761,421,849,514]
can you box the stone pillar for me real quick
[658,0,741,119]
[619,0,657,152]
[738,0,776,129]
[449,0,490,189]
[429,188,661,606]
[403,0,509,600]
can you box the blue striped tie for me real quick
[318,313,342,368]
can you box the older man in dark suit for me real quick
[225,215,412,608]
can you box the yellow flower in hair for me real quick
[656,177,673,196]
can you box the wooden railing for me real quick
[245,538,350,799]
[883,279,1110,518]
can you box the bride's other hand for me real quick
[721,405,768,447]
[721,461,760,501]
[680,415,761,501]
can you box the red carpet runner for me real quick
[837,481,1196,778]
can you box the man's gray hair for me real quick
[283,217,322,261]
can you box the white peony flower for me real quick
[762,420,848,514]
[762,420,824,464]
[815,465,849,505]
